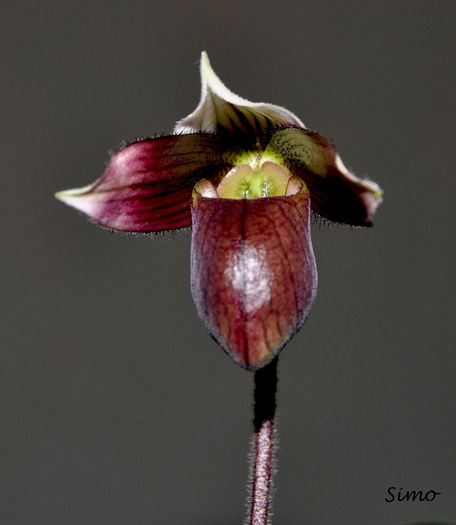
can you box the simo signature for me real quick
[385,486,441,502]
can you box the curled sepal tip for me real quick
[175,51,305,145]
[190,178,317,370]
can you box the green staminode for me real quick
[217,161,292,199]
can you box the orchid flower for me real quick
[56,52,382,371]
[56,53,382,525]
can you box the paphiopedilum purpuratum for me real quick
[56,52,382,371]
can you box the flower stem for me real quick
[248,357,278,525]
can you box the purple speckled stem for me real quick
[248,357,278,525]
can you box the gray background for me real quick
[1,1,455,524]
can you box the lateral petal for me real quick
[56,133,234,232]
[264,128,383,226]
[190,181,317,370]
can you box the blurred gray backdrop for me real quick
[1,1,455,524]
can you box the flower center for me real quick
[194,161,304,200]
[217,161,291,199]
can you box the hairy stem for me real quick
[248,357,278,525]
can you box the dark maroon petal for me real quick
[190,184,317,370]
[264,128,383,226]
[56,133,235,232]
